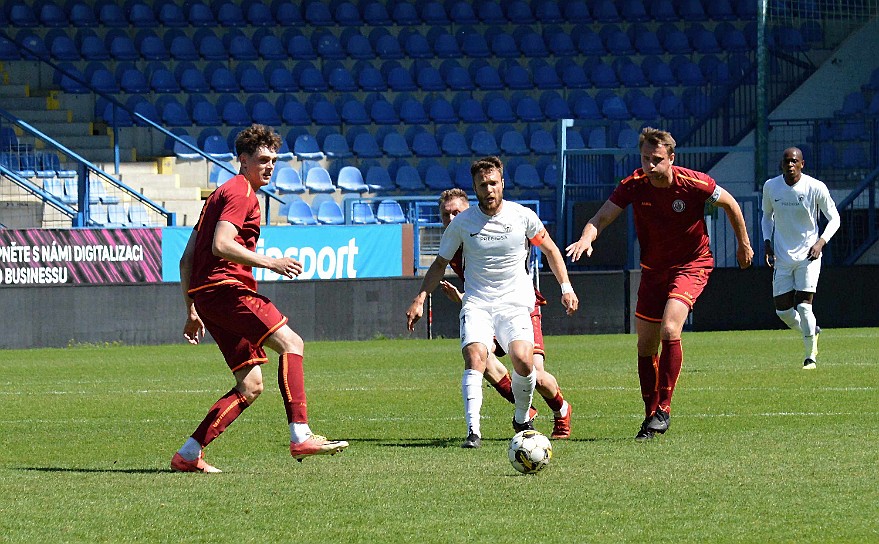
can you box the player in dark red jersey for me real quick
[171,124,347,472]
[566,127,753,440]
[437,188,573,447]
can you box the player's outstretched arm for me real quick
[538,233,579,316]
[179,229,205,344]
[406,255,450,330]
[565,200,624,262]
[715,188,754,269]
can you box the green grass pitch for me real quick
[1,329,877,543]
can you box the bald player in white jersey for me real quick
[762,147,840,369]
[407,156,578,438]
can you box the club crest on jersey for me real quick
[672,199,686,212]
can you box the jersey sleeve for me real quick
[817,183,840,242]
[608,177,634,209]
[760,181,775,242]
[522,206,545,241]
[437,221,463,261]
[217,186,249,229]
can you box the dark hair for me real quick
[438,188,468,206]
[470,156,504,182]
[234,124,282,157]
[638,127,676,155]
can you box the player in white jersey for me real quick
[407,156,579,439]
[761,147,840,369]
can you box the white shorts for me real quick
[459,301,534,354]
[773,257,821,297]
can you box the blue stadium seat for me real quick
[688,24,721,54]
[304,1,332,25]
[449,1,478,24]
[322,133,353,160]
[362,1,391,25]
[291,134,323,161]
[529,129,557,155]
[352,132,382,159]
[168,34,198,60]
[502,62,532,89]
[68,2,97,27]
[286,197,317,225]
[632,26,664,54]
[227,33,258,61]
[200,131,234,160]
[279,97,309,125]
[315,200,344,225]
[590,62,618,88]
[237,63,269,93]
[707,0,735,19]
[390,1,419,25]
[460,30,490,58]
[659,24,691,54]
[841,143,869,168]
[216,1,245,27]
[337,166,369,193]
[477,1,506,23]
[107,32,138,60]
[716,24,749,53]
[304,166,336,194]
[602,25,635,55]
[187,2,215,26]
[411,132,442,158]
[616,58,648,88]
[247,3,273,26]
[157,96,190,126]
[274,166,306,194]
[89,178,119,204]
[351,202,378,224]
[515,96,544,122]
[128,2,156,27]
[156,2,185,26]
[376,199,406,223]
[469,130,500,156]
[545,27,576,56]
[47,31,78,61]
[657,93,688,119]
[421,2,449,24]
[627,90,659,121]
[287,34,316,59]
[534,0,563,23]
[485,95,516,123]
[511,164,543,190]
[456,96,488,123]
[382,131,412,158]
[673,57,704,86]
[644,57,676,86]
[490,31,519,58]
[600,94,630,120]
[563,0,591,22]
[564,128,586,149]
[441,130,471,157]
[266,63,296,92]
[395,165,426,192]
[474,64,504,90]
[395,95,429,124]
[500,130,529,156]
[98,3,127,27]
[532,60,562,90]
[679,0,707,20]
[373,33,403,60]
[427,96,458,123]
[432,30,460,57]
[423,163,455,191]
[370,99,399,124]
[559,62,590,89]
[591,0,620,22]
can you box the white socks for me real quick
[775,307,802,331]
[797,303,818,359]
[178,437,202,461]
[290,422,313,444]
[462,369,483,437]
[511,369,537,425]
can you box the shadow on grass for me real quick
[348,436,605,448]
[20,466,169,474]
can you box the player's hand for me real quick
[439,280,463,304]
[565,239,593,262]
[807,240,825,261]
[406,300,424,331]
[183,315,205,345]
[271,257,304,278]
[561,292,579,316]
[764,250,775,268]
[737,243,754,269]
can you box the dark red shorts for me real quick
[636,260,713,323]
[194,284,288,372]
[493,303,546,359]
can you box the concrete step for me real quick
[2,96,52,112]
[0,84,30,98]
[160,200,204,227]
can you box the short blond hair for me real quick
[639,127,676,155]
[438,188,468,206]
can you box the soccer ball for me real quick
[508,430,552,474]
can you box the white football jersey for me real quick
[761,173,840,265]
[438,200,543,307]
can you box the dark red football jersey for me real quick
[609,165,718,270]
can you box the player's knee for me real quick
[268,326,304,355]
[238,380,264,404]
